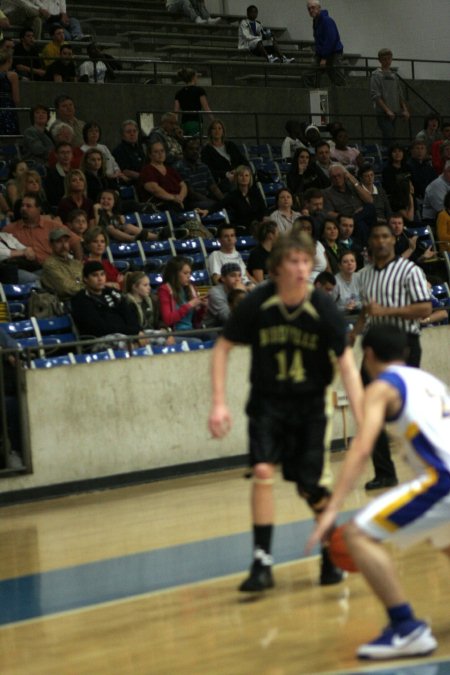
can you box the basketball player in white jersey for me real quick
[307,324,450,660]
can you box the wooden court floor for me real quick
[0,454,449,675]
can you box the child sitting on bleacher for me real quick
[93,189,157,243]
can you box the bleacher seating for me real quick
[107,242,145,269]
[0,0,447,376]
[0,282,40,319]
[0,315,78,354]
[257,180,285,208]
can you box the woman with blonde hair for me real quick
[57,169,95,225]
[200,119,247,192]
[221,164,267,232]
[13,169,50,220]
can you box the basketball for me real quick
[329,524,359,572]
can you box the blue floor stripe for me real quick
[0,515,342,626]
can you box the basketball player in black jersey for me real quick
[209,232,363,591]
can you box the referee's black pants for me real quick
[362,333,422,480]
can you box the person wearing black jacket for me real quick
[220,165,267,232]
[71,261,140,339]
[201,120,247,193]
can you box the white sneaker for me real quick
[267,55,279,64]
[282,56,295,63]
[208,17,221,24]
[357,622,437,660]
[195,16,207,23]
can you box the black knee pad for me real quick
[297,484,331,512]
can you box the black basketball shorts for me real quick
[248,394,330,490]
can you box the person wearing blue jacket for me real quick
[304,1,346,86]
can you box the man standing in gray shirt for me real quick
[370,48,410,145]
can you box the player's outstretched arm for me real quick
[337,347,364,426]
[306,382,389,552]
[208,337,234,438]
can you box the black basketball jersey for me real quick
[223,281,347,410]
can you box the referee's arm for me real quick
[366,300,432,320]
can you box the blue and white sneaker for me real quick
[357,621,437,660]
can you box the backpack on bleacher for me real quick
[28,290,65,319]
[183,219,214,240]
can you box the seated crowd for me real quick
[0,90,449,349]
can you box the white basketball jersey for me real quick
[378,365,450,474]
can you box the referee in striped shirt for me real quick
[350,220,432,490]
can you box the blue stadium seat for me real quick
[0,282,40,318]
[113,345,154,358]
[110,349,131,359]
[185,251,207,270]
[277,159,291,176]
[0,318,38,349]
[236,235,256,251]
[202,238,221,253]
[251,159,281,181]
[257,180,285,208]
[271,145,282,160]
[187,340,215,350]
[74,350,116,363]
[236,234,256,263]
[140,239,174,272]
[138,211,171,228]
[30,354,76,369]
[190,268,210,285]
[151,342,190,355]
[170,210,199,227]
[405,226,436,252]
[148,272,164,289]
[119,185,138,201]
[107,242,145,269]
[35,315,78,346]
[431,283,450,305]
[244,143,272,160]
[131,345,154,357]
[124,212,140,226]
[172,238,206,269]
[200,209,230,228]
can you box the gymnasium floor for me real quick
[0,457,449,675]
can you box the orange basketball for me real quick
[329,524,359,572]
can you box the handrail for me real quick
[0,104,448,148]
[396,72,440,116]
[8,52,450,83]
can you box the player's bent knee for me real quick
[344,520,366,546]
[253,463,275,484]
[297,484,331,512]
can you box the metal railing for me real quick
[0,106,447,152]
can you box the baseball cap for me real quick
[83,260,104,277]
[221,263,241,277]
[49,227,71,242]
